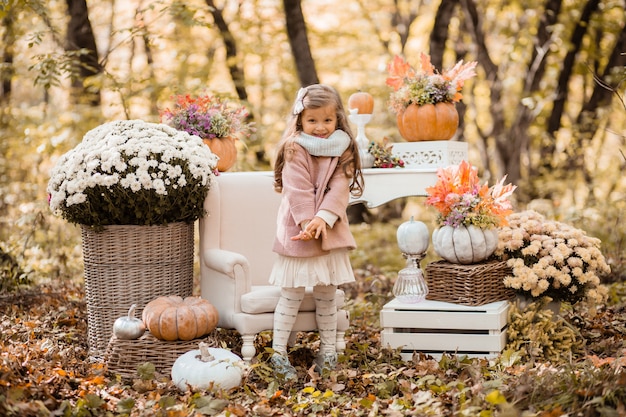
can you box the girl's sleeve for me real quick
[316,209,339,227]
[281,149,316,226]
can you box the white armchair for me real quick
[199,171,349,362]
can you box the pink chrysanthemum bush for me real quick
[495,210,610,304]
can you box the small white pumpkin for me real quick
[397,216,430,255]
[432,225,498,264]
[171,342,244,392]
[112,304,146,340]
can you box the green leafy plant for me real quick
[505,297,584,362]
[0,246,30,292]
[47,120,218,228]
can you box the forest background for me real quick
[2,0,626,253]
[0,0,625,415]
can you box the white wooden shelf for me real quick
[225,168,440,208]
[353,168,438,207]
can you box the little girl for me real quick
[269,84,364,381]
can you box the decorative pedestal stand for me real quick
[393,254,429,304]
[348,113,374,168]
[393,218,430,303]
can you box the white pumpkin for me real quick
[432,225,498,264]
[396,217,430,255]
[171,342,244,392]
[112,304,146,340]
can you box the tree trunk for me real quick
[283,0,319,86]
[575,23,626,195]
[518,0,563,189]
[65,0,101,106]
[546,0,600,136]
[429,0,458,70]
[1,13,14,103]
[577,24,626,119]
[391,0,420,53]
[205,0,248,101]
[460,0,510,182]
[135,7,159,116]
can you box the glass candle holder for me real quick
[392,254,429,303]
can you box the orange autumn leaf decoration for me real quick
[425,160,516,228]
[386,55,415,91]
[419,53,435,76]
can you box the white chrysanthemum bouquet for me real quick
[47,120,218,228]
[495,210,610,304]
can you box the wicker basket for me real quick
[82,222,194,360]
[105,331,220,380]
[425,260,515,306]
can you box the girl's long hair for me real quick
[273,84,364,197]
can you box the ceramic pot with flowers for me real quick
[160,93,254,172]
[386,54,476,142]
[425,160,516,265]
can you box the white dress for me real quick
[269,249,356,288]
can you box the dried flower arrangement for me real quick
[386,53,477,114]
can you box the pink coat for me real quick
[273,143,357,258]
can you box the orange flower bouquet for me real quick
[425,160,516,228]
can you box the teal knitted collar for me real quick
[295,130,350,157]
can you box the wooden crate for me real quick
[380,299,509,360]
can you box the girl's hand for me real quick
[290,217,327,241]
[290,230,312,241]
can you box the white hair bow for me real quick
[292,87,307,115]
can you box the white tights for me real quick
[272,285,337,355]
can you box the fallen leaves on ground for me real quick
[1,279,625,416]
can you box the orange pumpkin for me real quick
[142,295,219,341]
[396,102,459,141]
[203,137,238,172]
[348,91,374,114]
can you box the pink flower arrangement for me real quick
[425,160,516,228]
[160,93,253,140]
[386,53,477,114]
